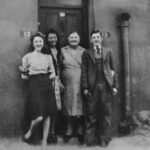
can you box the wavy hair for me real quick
[28,32,47,54]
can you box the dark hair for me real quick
[29,32,47,53]
[67,31,81,46]
[90,29,102,37]
[44,29,60,55]
[45,29,61,74]
[45,29,60,47]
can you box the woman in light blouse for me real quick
[19,32,56,150]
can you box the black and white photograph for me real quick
[0,0,150,150]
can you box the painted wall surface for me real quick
[0,0,38,136]
[93,0,150,131]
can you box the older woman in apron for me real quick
[60,31,85,144]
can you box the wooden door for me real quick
[39,7,86,47]
[38,1,88,135]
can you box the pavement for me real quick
[0,130,150,150]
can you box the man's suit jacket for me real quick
[81,47,118,93]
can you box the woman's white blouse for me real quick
[22,51,55,75]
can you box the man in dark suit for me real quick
[81,30,118,147]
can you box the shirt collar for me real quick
[93,45,102,53]
[33,50,42,56]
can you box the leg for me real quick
[85,111,97,146]
[101,102,112,146]
[76,116,84,135]
[95,82,112,147]
[24,116,43,139]
[63,116,73,142]
[50,116,56,135]
[84,87,99,146]
[48,115,57,143]
[42,116,50,150]
[76,116,84,144]
[100,94,112,147]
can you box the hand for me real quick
[21,74,28,80]
[111,70,115,77]
[59,81,65,91]
[19,65,28,72]
[55,76,65,91]
[49,72,56,79]
[57,105,61,111]
[112,88,118,95]
[83,89,91,96]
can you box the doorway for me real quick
[38,0,88,47]
[38,0,88,135]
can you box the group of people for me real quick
[19,29,118,150]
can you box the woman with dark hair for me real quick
[19,32,56,150]
[45,29,64,143]
[60,31,85,144]
[45,29,60,77]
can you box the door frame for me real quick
[38,0,89,48]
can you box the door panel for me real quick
[39,0,82,7]
[39,8,85,47]
[66,11,83,42]
[45,12,58,31]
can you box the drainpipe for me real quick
[118,13,131,117]
[88,0,95,31]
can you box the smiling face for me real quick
[68,32,80,47]
[91,32,103,47]
[33,36,44,52]
[47,33,58,47]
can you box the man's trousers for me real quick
[84,82,112,146]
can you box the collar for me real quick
[33,50,42,56]
[51,47,57,52]
[93,45,102,52]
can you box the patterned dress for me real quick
[60,45,85,116]
[51,47,61,110]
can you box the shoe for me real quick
[22,136,28,143]
[22,136,33,145]
[53,134,58,143]
[63,135,72,143]
[22,136,40,145]
[101,140,107,147]
[47,134,58,144]
[105,138,111,146]
[77,135,84,145]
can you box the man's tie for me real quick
[96,45,101,55]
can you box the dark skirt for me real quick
[27,74,57,120]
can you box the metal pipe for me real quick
[88,0,95,32]
[119,13,131,116]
